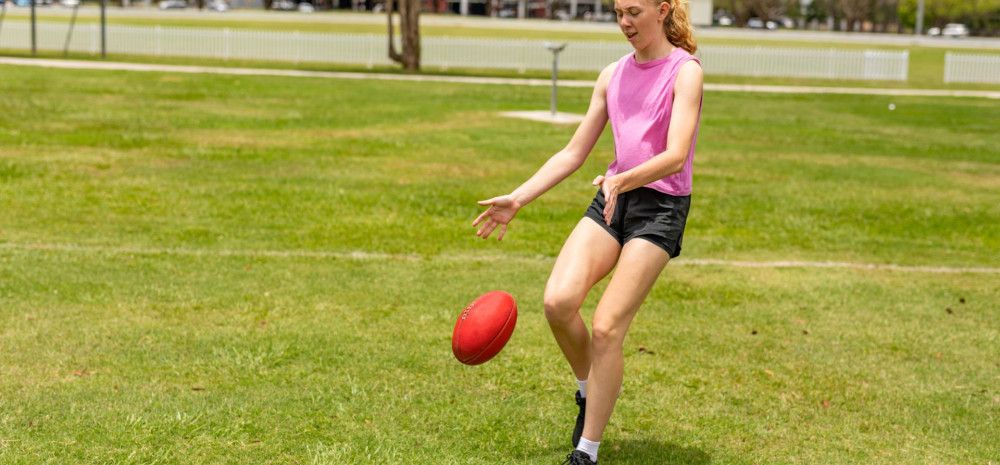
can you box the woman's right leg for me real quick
[543,218,622,379]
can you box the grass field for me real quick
[0,64,998,464]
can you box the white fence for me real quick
[699,46,908,81]
[0,21,910,81]
[944,52,1000,84]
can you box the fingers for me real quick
[497,224,507,242]
[477,219,500,240]
[604,195,616,225]
[476,219,490,237]
[477,197,500,206]
[592,175,605,186]
[472,207,491,227]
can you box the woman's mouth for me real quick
[625,31,638,41]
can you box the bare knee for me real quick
[591,320,626,353]
[543,291,582,326]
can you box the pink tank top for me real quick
[605,47,702,196]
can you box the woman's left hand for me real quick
[592,174,623,225]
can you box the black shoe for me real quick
[572,390,586,448]
[561,450,596,465]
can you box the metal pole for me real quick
[915,0,925,36]
[0,2,8,46]
[545,42,567,117]
[30,0,36,56]
[100,0,106,58]
[550,53,558,116]
[63,2,80,56]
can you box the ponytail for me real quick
[661,0,697,54]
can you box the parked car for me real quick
[747,17,779,30]
[61,0,80,6]
[158,0,187,9]
[716,16,733,26]
[927,26,941,36]
[941,23,969,38]
[206,0,228,11]
[271,0,295,10]
[297,1,314,12]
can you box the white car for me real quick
[158,0,186,9]
[941,23,969,38]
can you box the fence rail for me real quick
[1,22,910,81]
[944,52,1000,84]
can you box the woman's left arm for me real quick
[596,60,704,202]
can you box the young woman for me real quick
[472,0,703,463]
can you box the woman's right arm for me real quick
[473,63,617,241]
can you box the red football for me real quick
[452,291,517,365]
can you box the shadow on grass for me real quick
[605,439,711,465]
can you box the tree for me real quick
[898,0,999,35]
[747,0,784,20]
[871,0,899,33]
[721,0,754,25]
[387,0,421,71]
[837,0,872,31]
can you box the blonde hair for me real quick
[659,0,697,54]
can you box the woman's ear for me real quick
[659,2,670,22]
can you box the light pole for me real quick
[915,0,925,36]
[30,0,36,56]
[544,42,567,117]
[100,0,107,58]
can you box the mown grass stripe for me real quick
[3,242,996,274]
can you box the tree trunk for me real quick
[387,0,421,71]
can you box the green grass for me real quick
[0,65,998,464]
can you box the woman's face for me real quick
[614,0,669,50]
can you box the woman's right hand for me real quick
[472,195,522,241]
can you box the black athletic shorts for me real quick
[583,187,691,258]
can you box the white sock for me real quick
[576,437,600,462]
[577,379,587,398]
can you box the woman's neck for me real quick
[634,39,676,63]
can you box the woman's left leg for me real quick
[581,238,671,442]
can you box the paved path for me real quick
[3,57,999,99]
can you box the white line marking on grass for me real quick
[2,57,999,99]
[2,242,998,274]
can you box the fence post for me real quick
[295,31,301,64]
[224,28,230,60]
[943,52,952,83]
[901,51,909,82]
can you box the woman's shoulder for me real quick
[596,58,625,91]
[674,47,702,66]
